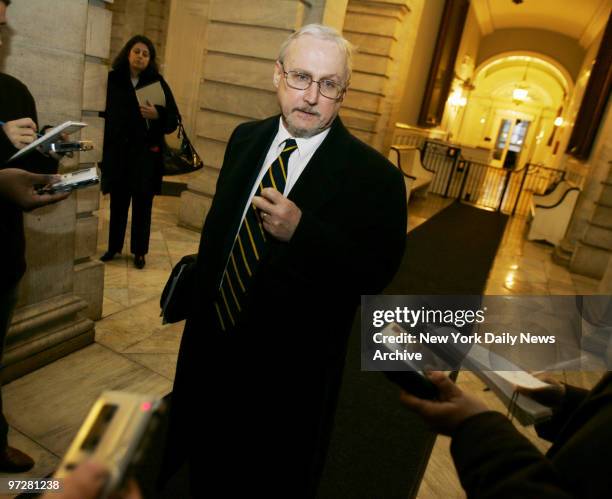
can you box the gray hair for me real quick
[278,24,354,83]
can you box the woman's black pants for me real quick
[107,190,154,256]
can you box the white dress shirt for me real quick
[238,118,330,225]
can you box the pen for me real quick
[0,120,44,137]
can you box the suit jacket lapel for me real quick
[288,117,351,212]
[216,117,278,257]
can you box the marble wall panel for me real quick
[20,197,76,307]
[351,71,387,95]
[344,32,394,56]
[87,4,113,59]
[305,0,348,28]
[196,109,250,143]
[80,116,105,164]
[1,0,87,53]
[347,2,404,18]
[209,0,304,30]
[200,81,279,120]
[2,47,84,126]
[353,53,390,76]
[76,184,101,214]
[74,261,105,320]
[83,60,109,112]
[75,216,99,261]
[193,137,228,170]
[207,23,290,61]
[344,90,382,114]
[339,108,378,132]
[203,54,274,92]
[344,12,399,37]
[147,1,166,17]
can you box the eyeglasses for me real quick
[280,64,345,100]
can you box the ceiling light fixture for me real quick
[512,60,530,105]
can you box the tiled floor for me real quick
[0,191,603,498]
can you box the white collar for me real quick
[273,118,331,159]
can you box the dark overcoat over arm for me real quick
[451,373,612,498]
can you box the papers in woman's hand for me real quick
[135,82,166,108]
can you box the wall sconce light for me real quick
[449,89,467,107]
[553,116,564,127]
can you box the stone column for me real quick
[163,0,211,138]
[554,98,612,279]
[341,0,416,153]
[177,0,345,231]
[0,0,111,382]
[75,1,113,320]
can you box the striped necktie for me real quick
[214,138,298,331]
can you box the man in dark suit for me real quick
[163,24,407,497]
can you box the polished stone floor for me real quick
[0,190,602,498]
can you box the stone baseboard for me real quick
[2,294,95,384]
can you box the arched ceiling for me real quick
[471,0,611,48]
[472,56,567,108]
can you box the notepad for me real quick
[135,81,166,108]
[9,121,87,162]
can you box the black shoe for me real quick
[100,251,116,262]
[0,446,35,473]
[134,255,146,269]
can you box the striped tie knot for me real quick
[214,138,299,331]
[258,138,297,195]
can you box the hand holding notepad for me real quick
[135,81,166,108]
[8,121,87,162]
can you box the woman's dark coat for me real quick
[101,68,178,194]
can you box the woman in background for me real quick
[100,35,178,269]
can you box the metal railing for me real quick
[392,124,449,149]
[401,140,580,216]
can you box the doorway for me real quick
[491,115,532,168]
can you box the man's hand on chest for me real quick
[252,187,302,242]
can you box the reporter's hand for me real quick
[252,187,302,242]
[140,100,159,120]
[399,371,489,436]
[2,117,37,149]
[42,461,108,499]
[0,168,69,211]
[515,373,566,409]
[41,461,142,499]
[109,479,143,499]
[39,130,71,159]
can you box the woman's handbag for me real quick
[163,116,204,175]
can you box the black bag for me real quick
[160,254,198,324]
[163,116,203,175]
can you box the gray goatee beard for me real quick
[284,109,325,138]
